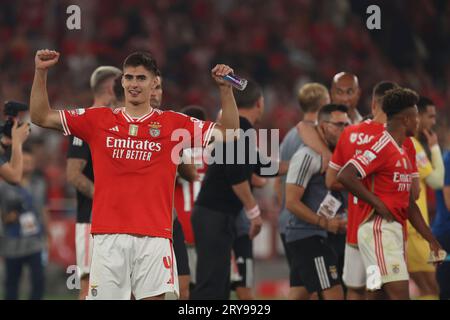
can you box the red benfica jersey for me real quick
[348,131,415,226]
[59,107,216,239]
[174,147,207,245]
[330,120,418,245]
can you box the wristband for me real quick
[245,205,261,219]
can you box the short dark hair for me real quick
[318,104,348,122]
[180,105,207,121]
[382,88,419,119]
[233,79,262,109]
[372,81,399,100]
[123,51,159,75]
[113,75,124,102]
[417,96,434,114]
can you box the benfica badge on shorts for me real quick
[90,285,98,297]
[392,264,400,274]
[129,124,138,136]
[149,122,162,138]
[329,265,338,280]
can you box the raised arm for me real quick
[209,64,239,142]
[30,50,64,131]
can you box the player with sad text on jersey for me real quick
[30,49,240,300]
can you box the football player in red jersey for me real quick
[30,49,240,300]
[325,81,419,299]
[338,88,442,300]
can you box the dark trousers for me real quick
[4,251,45,300]
[280,233,293,268]
[173,217,190,276]
[436,232,450,300]
[191,206,235,300]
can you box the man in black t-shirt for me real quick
[191,80,273,300]
[66,66,121,300]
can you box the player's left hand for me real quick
[211,64,234,88]
[428,238,444,265]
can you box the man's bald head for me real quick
[330,72,361,111]
[332,72,359,87]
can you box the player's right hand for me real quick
[374,201,394,222]
[35,49,60,70]
[428,238,444,265]
[11,120,30,144]
[326,217,345,234]
[211,64,234,88]
[249,215,263,240]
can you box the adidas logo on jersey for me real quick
[109,126,119,132]
[395,160,402,167]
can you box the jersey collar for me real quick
[121,107,155,123]
[385,131,404,154]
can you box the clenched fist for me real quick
[35,49,60,70]
[211,64,234,88]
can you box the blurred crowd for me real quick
[0,0,449,221]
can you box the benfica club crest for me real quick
[149,122,162,137]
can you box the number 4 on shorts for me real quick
[366,265,382,291]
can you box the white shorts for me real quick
[87,234,179,300]
[187,245,197,285]
[75,223,94,278]
[342,244,366,288]
[358,215,408,287]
